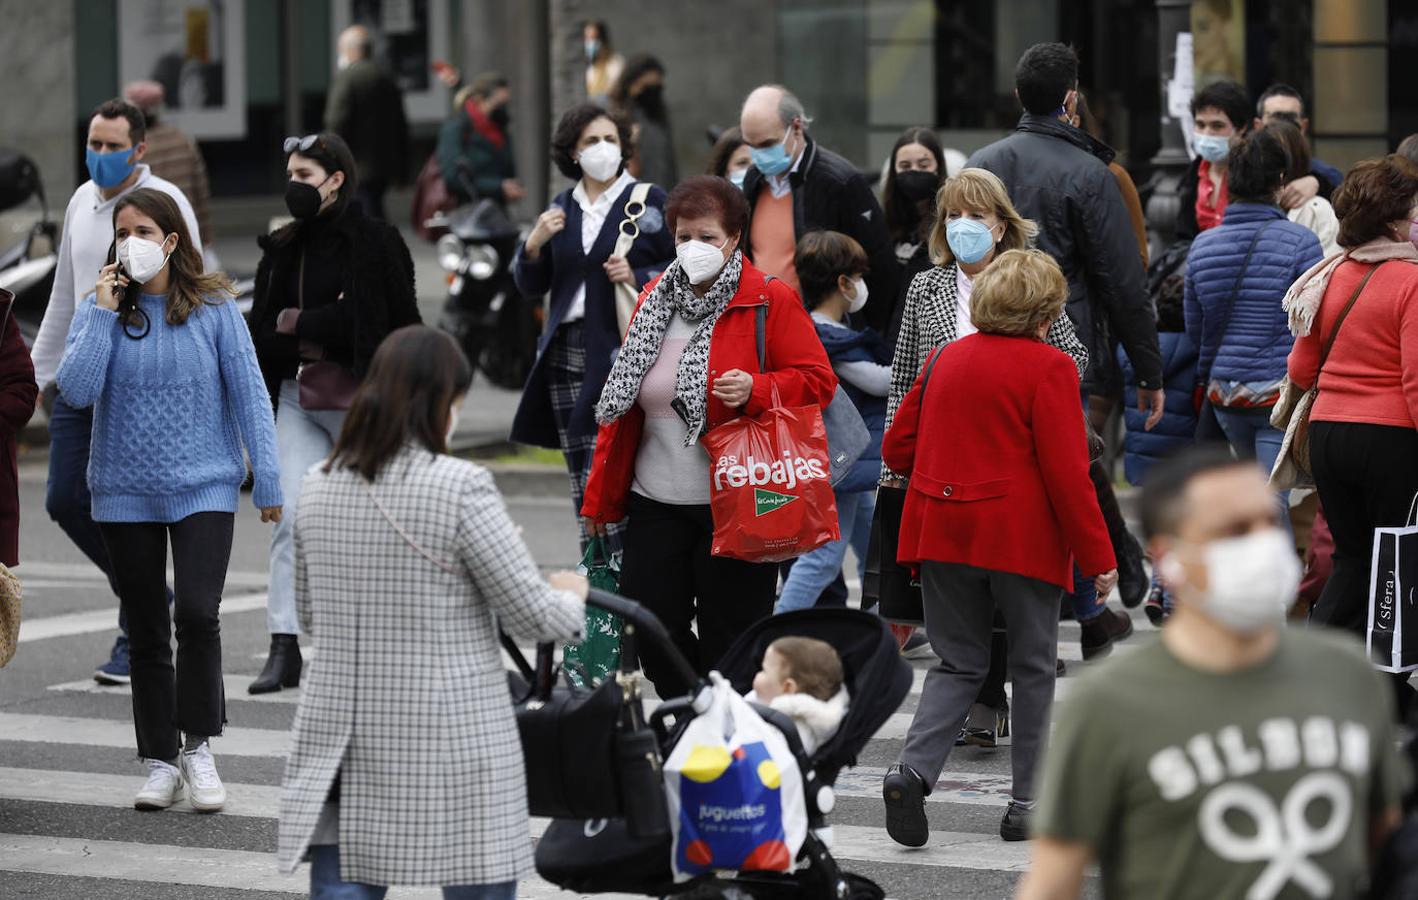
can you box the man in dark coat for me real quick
[324,26,408,221]
[967,43,1163,413]
[968,42,1163,631]
[740,85,899,334]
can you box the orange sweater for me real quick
[1288,259,1418,430]
[750,190,800,295]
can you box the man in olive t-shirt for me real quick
[1017,447,1409,900]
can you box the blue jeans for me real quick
[268,380,348,635]
[1214,407,1292,537]
[46,397,120,597]
[776,488,875,614]
[309,845,515,900]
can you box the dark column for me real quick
[1144,0,1193,254]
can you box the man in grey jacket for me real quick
[324,25,408,221]
[969,43,1162,640]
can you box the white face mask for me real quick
[1162,528,1300,634]
[118,235,173,284]
[676,237,730,285]
[847,276,869,314]
[577,141,622,183]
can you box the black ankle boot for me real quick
[249,634,302,694]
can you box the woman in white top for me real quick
[1270,120,1340,257]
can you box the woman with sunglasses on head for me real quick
[246,132,421,695]
[56,187,281,813]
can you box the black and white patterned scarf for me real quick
[595,250,744,445]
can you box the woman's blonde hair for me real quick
[970,249,1068,337]
[927,167,1038,267]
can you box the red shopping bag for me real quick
[702,395,839,563]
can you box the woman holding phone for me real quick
[57,187,282,813]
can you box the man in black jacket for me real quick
[324,26,408,221]
[969,43,1162,637]
[740,85,898,334]
[968,43,1163,414]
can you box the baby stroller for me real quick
[510,590,913,899]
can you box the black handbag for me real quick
[502,635,670,837]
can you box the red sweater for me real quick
[1287,258,1418,431]
[882,333,1114,590]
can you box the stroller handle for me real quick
[586,588,700,692]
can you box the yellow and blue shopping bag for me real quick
[663,674,806,879]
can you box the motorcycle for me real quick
[0,149,59,346]
[427,167,540,391]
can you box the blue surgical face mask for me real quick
[86,147,137,190]
[946,217,997,265]
[750,129,794,177]
[729,168,747,190]
[1193,134,1232,164]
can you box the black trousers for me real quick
[100,512,234,761]
[1310,422,1418,633]
[618,492,778,697]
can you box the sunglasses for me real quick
[283,134,324,155]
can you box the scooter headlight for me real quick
[466,243,499,281]
[436,234,465,272]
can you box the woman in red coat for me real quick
[582,175,836,695]
[879,249,1116,847]
[0,289,37,568]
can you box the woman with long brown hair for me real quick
[56,187,282,814]
[279,325,586,896]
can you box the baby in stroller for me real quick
[532,604,911,899]
[745,636,850,755]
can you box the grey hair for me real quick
[768,85,813,131]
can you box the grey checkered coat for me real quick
[882,262,1090,480]
[277,446,584,885]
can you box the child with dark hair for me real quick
[776,231,890,614]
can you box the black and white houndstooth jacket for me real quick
[882,263,1090,481]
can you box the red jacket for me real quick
[882,333,1113,590]
[582,260,837,524]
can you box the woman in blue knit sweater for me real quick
[57,188,282,814]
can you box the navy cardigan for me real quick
[509,180,674,448]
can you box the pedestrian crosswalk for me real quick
[0,599,1147,898]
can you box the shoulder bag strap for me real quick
[754,273,776,373]
[1213,220,1277,339]
[1316,260,1386,376]
[611,181,653,260]
[297,248,305,311]
[362,480,460,576]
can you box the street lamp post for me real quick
[1146,0,1194,253]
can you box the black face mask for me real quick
[634,84,667,120]
[489,104,511,128]
[895,169,941,205]
[284,178,329,220]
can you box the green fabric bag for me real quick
[563,538,622,687]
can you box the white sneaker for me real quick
[179,742,226,812]
[134,759,184,810]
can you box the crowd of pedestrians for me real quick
[11,18,1418,900]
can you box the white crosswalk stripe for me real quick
[1,599,1153,897]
